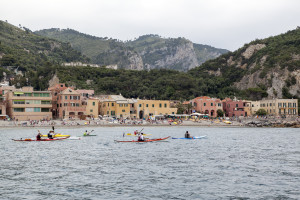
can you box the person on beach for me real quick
[138,133,144,141]
[185,131,191,138]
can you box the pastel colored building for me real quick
[99,95,133,119]
[85,98,99,118]
[135,99,177,119]
[249,101,260,115]
[222,98,247,117]
[190,96,223,118]
[260,99,298,116]
[0,88,7,118]
[6,87,52,120]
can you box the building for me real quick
[6,87,52,120]
[135,99,177,119]
[249,101,260,115]
[99,95,133,119]
[85,98,99,118]
[48,83,87,119]
[260,99,298,116]
[190,96,223,118]
[0,88,7,119]
[222,98,247,117]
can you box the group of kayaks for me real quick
[12,131,97,142]
[12,130,207,143]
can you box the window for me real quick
[159,103,162,108]
[41,108,49,112]
[93,102,95,106]
[122,109,125,112]
[139,104,142,107]
[107,111,109,115]
[13,100,25,104]
[146,104,148,107]
[108,103,110,107]
[204,103,206,106]
[119,104,123,107]
[14,108,25,112]
[125,104,128,107]
[90,109,93,112]
[41,100,50,104]
[76,103,79,107]
[64,103,68,107]
[24,93,32,97]
[65,96,67,100]
[236,104,238,107]
[111,111,115,115]
[34,108,41,112]
[152,104,154,107]
[211,103,213,106]
[164,103,167,108]
[218,103,221,107]
[25,108,34,112]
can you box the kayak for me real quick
[83,135,97,136]
[126,133,151,136]
[115,136,170,143]
[172,135,207,139]
[68,136,81,140]
[41,134,70,138]
[13,137,70,141]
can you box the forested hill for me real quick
[0,20,90,88]
[35,29,228,71]
[189,27,300,100]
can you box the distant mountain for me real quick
[35,29,228,71]
[189,27,300,99]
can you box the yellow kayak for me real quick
[126,133,152,136]
[41,134,70,138]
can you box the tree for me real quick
[256,109,267,116]
[217,109,224,117]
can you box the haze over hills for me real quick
[35,29,228,71]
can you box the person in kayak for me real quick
[84,130,88,136]
[134,130,138,135]
[185,131,191,138]
[48,131,53,139]
[36,132,42,140]
[138,133,145,141]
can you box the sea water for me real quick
[0,127,299,199]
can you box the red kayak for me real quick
[13,137,69,141]
[115,136,170,143]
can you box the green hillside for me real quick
[0,20,89,88]
[35,30,229,71]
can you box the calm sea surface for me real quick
[0,126,299,200]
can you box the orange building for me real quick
[190,96,223,118]
[48,83,86,119]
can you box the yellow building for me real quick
[135,99,177,119]
[99,95,132,119]
[249,101,260,115]
[86,98,99,118]
[260,99,298,116]
[6,87,52,121]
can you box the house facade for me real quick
[260,99,298,116]
[6,87,52,120]
[222,98,247,117]
[190,96,223,118]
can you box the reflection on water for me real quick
[0,127,299,199]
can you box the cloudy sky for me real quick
[1,0,299,51]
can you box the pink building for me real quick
[190,96,223,118]
[222,98,247,117]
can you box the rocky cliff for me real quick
[35,30,228,71]
[195,28,300,99]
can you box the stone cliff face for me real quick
[142,41,199,71]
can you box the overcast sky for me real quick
[1,0,299,51]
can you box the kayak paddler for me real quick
[36,131,42,140]
[185,131,191,138]
[138,133,145,141]
[48,131,53,139]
